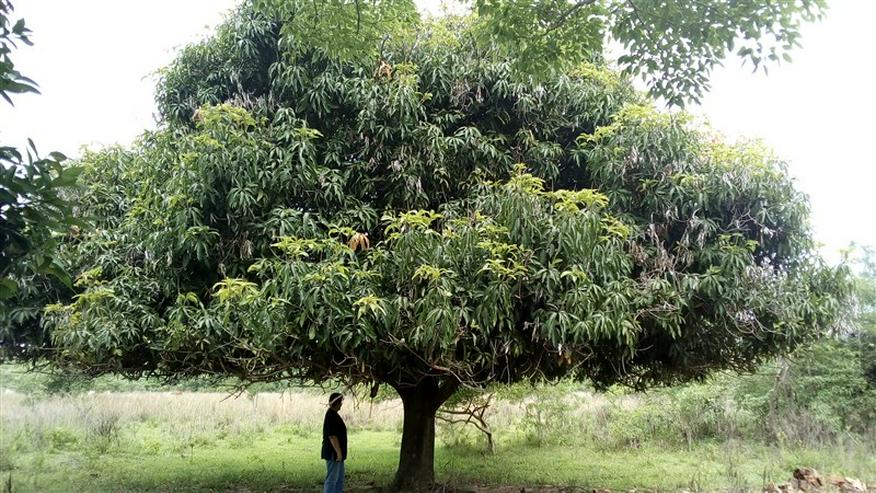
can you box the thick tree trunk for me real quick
[391,378,458,491]
[394,392,438,490]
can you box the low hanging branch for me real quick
[437,392,495,453]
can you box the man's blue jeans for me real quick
[323,460,345,493]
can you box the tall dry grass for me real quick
[2,383,871,456]
[0,389,408,456]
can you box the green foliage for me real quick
[0,2,81,358]
[154,0,829,114]
[727,251,876,440]
[155,3,280,123]
[0,363,300,395]
[473,0,605,77]
[606,0,826,106]
[6,5,852,486]
[0,0,37,102]
[851,245,876,385]
[27,7,849,396]
[0,143,80,293]
[0,2,80,296]
[256,0,419,60]
[592,383,752,449]
[760,341,876,438]
[472,0,828,105]
[242,0,828,106]
[519,385,580,446]
[593,340,875,449]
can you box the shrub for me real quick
[519,388,582,446]
[47,428,78,450]
[84,411,119,454]
[0,448,13,472]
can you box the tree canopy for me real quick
[3,2,847,490]
[249,0,828,106]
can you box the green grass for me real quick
[5,430,395,493]
[4,429,874,492]
[2,368,873,492]
[440,439,876,491]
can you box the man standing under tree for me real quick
[321,393,347,493]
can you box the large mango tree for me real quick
[5,2,848,490]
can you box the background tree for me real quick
[10,3,848,491]
[850,245,876,385]
[0,0,79,345]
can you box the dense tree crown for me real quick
[0,3,847,489]
[25,4,845,394]
[243,0,827,106]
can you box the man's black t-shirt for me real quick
[321,408,347,461]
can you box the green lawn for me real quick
[5,429,874,492]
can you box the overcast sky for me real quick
[2,1,873,260]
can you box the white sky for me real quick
[1,1,873,260]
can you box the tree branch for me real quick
[537,0,599,40]
[437,392,495,452]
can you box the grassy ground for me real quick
[4,428,875,492]
[5,430,393,492]
[2,388,874,492]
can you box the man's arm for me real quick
[329,435,343,461]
